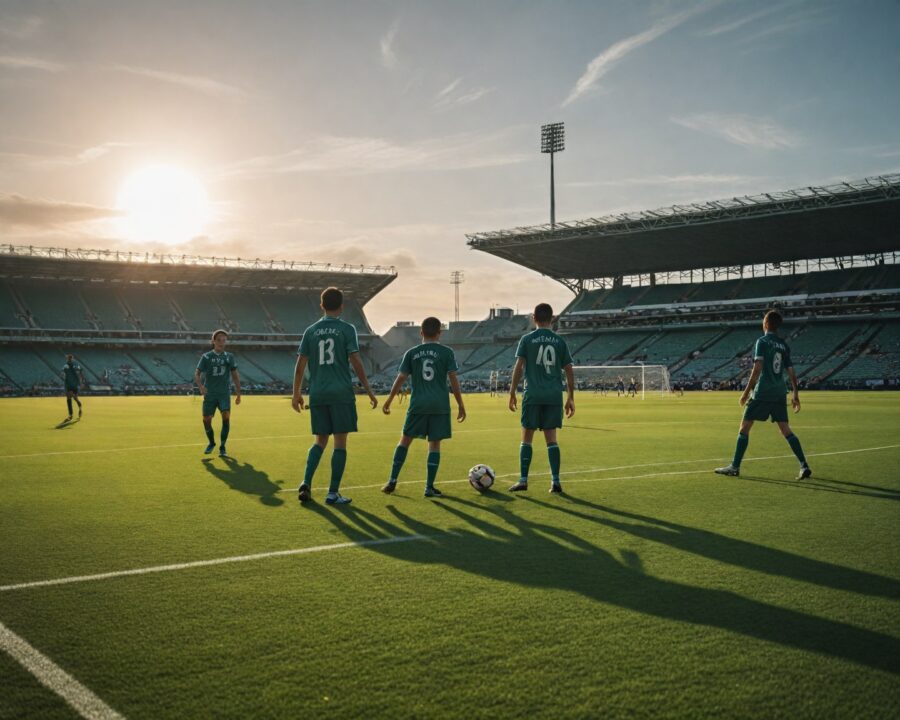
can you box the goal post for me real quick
[572,364,671,399]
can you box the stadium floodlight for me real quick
[450,270,464,322]
[541,122,565,227]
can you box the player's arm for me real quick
[292,355,308,413]
[787,366,801,413]
[448,371,466,422]
[564,363,575,418]
[349,352,378,409]
[508,356,525,412]
[194,368,207,395]
[231,368,242,405]
[80,371,87,389]
[383,372,408,415]
[740,360,763,407]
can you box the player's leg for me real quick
[544,427,563,493]
[777,420,811,479]
[510,425,536,491]
[72,389,82,416]
[424,439,442,497]
[65,390,73,420]
[219,408,231,456]
[326,431,350,504]
[716,418,753,476]
[383,434,414,493]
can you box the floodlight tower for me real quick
[541,122,565,227]
[450,270,464,322]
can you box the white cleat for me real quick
[714,465,740,477]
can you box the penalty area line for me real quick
[0,621,124,719]
[0,534,430,593]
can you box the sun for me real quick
[116,165,210,245]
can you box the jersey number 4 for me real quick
[536,345,556,373]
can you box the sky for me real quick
[1,0,899,333]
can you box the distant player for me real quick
[616,377,625,397]
[715,310,811,480]
[292,287,378,505]
[628,377,637,397]
[195,330,242,457]
[61,354,86,421]
[397,382,409,406]
[508,303,575,494]
[381,317,466,498]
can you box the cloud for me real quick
[566,173,763,188]
[0,194,122,228]
[380,20,400,69]
[0,142,132,169]
[671,113,799,149]
[0,15,43,39]
[223,129,528,177]
[433,78,493,110]
[700,4,784,36]
[75,142,133,163]
[112,65,246,100]
[0,55,64,72]
[563,4,709,106]
[739,4,828,44]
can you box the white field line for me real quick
[0,534,430,593]
[282,444,900,493]
[0,622,124,719]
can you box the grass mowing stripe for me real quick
[0,622,124,720]
[0,534,430,593]
[282,444,900,493]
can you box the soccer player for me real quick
[61,354,86,421]
[397,382,409,406]
[628,377,637,397]
[381,317,466,498]
[508,303,575,494]
[715,310,811,480]
[292,287,378,505]
[194,330,242,457]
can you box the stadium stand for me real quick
[0,246,396,396]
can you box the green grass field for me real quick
[1,392,898,719]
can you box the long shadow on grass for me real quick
[201,457,284,506]
[307,498,900,675]
[734,473,900,501]
[522,495,900,600]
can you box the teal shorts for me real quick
[743,398,788,423]
[310,403,358,435]
[202,394,231,416]
[403,413,452,441]
[521,402,563,430]
[65,384,80,394]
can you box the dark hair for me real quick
[763,309,783,331]
[211,329,228,342]
[534,303,553,323]
[66,354,74,361]
[421,316,442,338]
[321,287,343,311]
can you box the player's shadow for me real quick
[522,494,900,600]
[733,472,900,501]
[306,498,900,676]
[201,457,284,506]
[54,417,80,430]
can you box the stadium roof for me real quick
[0,245,397,303]
[467,175,900,284]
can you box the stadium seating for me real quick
[442,321,478,344]
[260,293,320,334]
[80,285,134,330]
[214,292,272,334]
[0,347,62,387]
[12,282,94,330]
[168,290,226,333]
[0,281,27,328]
[63,348,156,387]
[123,287,181,331]
[571,331,657,364]
[240,349,299,385]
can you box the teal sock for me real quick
[519,443,533,482]
[204,421,215,445]
[786,434,808,466]
[329,449,347,494]
[733,433,749,468]
[390,445,408,482]
[304,444,324,487]
[426,451,440,490]
[547,443,561,483]
[220,419,230,445]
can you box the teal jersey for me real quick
[400,342,458,415]
[62,361,81,387]
[751,332,793,401]
[298,315,359,406]
[197,350,237,397]
[515,328,573,404]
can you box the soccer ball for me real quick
[468,464,495,491]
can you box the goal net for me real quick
[572,365,672,399]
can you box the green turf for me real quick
[1,393,898,719]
